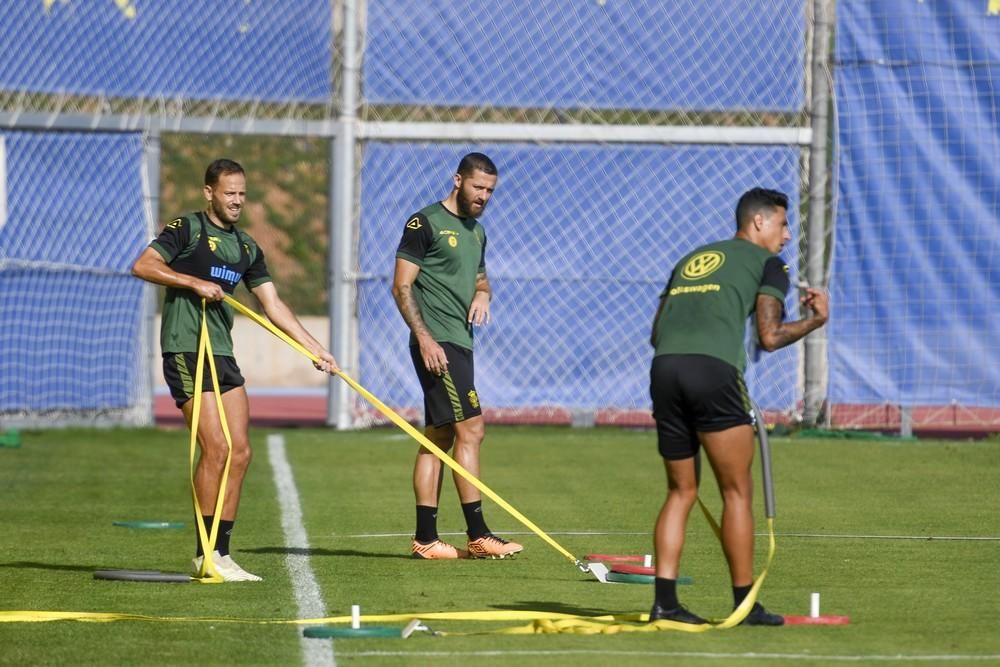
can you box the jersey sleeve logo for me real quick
[681,251,725,279]
[406,217,422,230]
[165,217,183,230]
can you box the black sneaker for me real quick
[648,603,708,625]
[740,602,785,626]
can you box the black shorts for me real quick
[163,352,245,408]
[410,342,482,427]
[650,354,754,460]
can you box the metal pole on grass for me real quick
[328,0,360,428]
[138,128,160,427]
[804,0,833,426]
[753,400,776,519]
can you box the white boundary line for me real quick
[329,530,1000,542]
[764,532,1000,542]
[333,650,1000,662]
[267,434,335,667]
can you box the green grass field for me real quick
[1,426,997,666]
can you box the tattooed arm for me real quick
[756,287,829,352]
[468,270,492,326]
[392,257,448,375]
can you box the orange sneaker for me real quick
[467,534,523,559]
[410,539,467,560]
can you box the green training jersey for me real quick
[396,202,487,350]
[652,238,789,371]
[150,212,271,356]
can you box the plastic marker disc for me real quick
[583,554,644,562]
[607,566,692,585]
[784,615,851,625]
[606,571,651,584]
[606,571,693,585]
[303,626,401,639]
[611,564,656,576]
[94,569,192,583]
[112,521,185,529]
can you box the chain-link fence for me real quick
[2,1,835,430]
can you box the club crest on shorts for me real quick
[467,390,479,409]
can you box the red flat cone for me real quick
[784,615,851,625]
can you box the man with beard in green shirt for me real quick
[392,153,522,561]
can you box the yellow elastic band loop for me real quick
[222,295,579,565]
[189,299,234,583]
[220,294,777,629]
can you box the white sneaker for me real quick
[192,551,263,582]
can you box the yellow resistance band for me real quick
[222,295,582,568]
[0,304,778,632]
[0,603,770,635]
[188,299,233,583]
[226,296,774,629]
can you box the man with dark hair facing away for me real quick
[647,187,828,624]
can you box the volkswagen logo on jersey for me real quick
[681,251,725,279]
[210,265,243,285]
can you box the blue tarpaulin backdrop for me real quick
[357,143,801,413]
[831,1,1000,406]
[0,1,331,102]
[0,132,147,410]
[364,0,804,112]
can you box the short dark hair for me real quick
[456,152,497,177]
[205,158,245,187]
[735,187,789,230]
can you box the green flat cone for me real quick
[303,626,402,639]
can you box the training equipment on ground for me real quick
[112,521,184,529]
[93,570,192,583]
[609,564,693,582]
[606,568,693,585]
[400,619,434,638]
[302,626,402,639]
[784,615,851,625]
[303,604,413,639]
[783,591,850,625]
[583,554,645,562]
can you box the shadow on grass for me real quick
[490,600,627,617]
[0,561,114,573]
[241,546,409,560]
